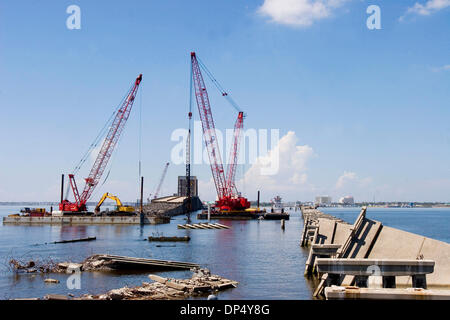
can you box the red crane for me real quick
[225,111,244,197]
[59,74,143,212]
[190,52,250,212]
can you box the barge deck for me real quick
[3,215,170,225]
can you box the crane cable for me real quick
[72,83,133,176]
[65,82,134,201]
[65,110,115,202]
[196,56,242,114]
[91,82,142,200]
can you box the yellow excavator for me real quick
[95,193,135,214]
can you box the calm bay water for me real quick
[320,207,450,244]
[0,205,448,299]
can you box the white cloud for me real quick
[239,131,315,199]
[432,64,450,72]
[400,0,450,20]
[335,170,372,191]
[257,0,349,27]
[197,131,315,201]
[335,171,357,189]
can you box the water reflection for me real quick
[59,225,88,240]
[0,208,314,299]
[2,206,446,299]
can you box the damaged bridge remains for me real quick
[11,254,238,300]
[68,268,237,300]
[144,196,203,218]
[301,206,450,300]
[10,254,200,274]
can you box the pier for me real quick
[300,206,450,299]
[2,196,203,226]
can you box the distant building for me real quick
[315,196,332,206]
[338,196,354,205]
[177,176,198,197]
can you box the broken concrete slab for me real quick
[44,294,68,300]
[74,268,238,300]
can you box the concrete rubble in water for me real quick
[48,268,238,300]
[9,259,64,274]
[9,253,201,283]
[10,256,238,300]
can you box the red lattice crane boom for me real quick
[59,74,143,212]
[191,52,227,199]
[225,111,244,197]
[190,52,250,212]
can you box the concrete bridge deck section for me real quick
[368,225,450,288]
[300,206,450,298]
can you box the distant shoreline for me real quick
[0,202,131,206]
[1,201,449,208]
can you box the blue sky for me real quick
[0,0,449,203]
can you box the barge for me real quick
[3,214,170,225]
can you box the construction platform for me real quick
[2,214,169,225]
[3,196,204,226]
